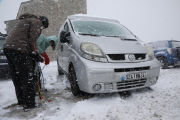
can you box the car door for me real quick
[57,24,65,70]
[61,21,71,72]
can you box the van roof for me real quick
[68,14,120,24]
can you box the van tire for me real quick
[69,64,83,96]
[157,57,168,69]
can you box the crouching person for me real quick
[36,34,58,65]
[3,13,49,111]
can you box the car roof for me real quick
[68,14,120,24]
[148,40,180,44]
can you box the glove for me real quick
[41,52,49,65]
[30,51,40,62]
[39,56,44,63]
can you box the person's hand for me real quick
[41,52,49,65]
[40,56,44,63]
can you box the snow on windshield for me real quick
[71,20,135,38]
[171,41,180,48]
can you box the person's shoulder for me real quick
[26,17,42,26]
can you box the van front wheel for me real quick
[69,64,83,96]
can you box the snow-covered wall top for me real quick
[5,0,87,36]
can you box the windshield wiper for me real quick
[105,36,137,41]
[105,36,121,38]
[78,33,100,37]
[122,39,137,41]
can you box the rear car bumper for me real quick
[173,58,180,66]
[166,55,180,65]
[76,58,160,93]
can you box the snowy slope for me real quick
[0,62,180,120]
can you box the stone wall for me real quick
[4,0,87,61]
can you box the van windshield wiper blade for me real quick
[78,33,100,37]
[105,36,137,41]
[122,39,137,41]
[105,36,121,38]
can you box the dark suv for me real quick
[148,40,180,69]
[0,33,10,79]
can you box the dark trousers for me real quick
[3,48,36,107]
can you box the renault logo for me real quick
[128,54,135,61]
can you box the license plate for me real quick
[126,72,146,80]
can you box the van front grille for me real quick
[107,54,146,61]
[134,54,146,60]
[114,66,150,72]
[117,79,146,90]
[107,54,125,60]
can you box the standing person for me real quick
[3,13,49,110]
[36,34,58,65]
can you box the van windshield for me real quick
[71,20,136,39]
[171,41,180,48]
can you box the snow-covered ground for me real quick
[0,61,180,120]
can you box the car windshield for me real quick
[171,41,180,48]
[71,20,136,39]
[0,39,5,50]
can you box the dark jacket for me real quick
[3,13,43,53]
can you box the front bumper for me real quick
[77,58,160,93]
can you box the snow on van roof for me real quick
[68,14,120,23]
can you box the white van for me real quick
[56,15,160,96]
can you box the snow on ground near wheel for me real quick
[0,61,180,120]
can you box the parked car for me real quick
[0,33,10,79]
[56,15,160,96]
[147,40,180,69]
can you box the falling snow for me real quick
[0,62,180,120]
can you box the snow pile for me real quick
[0,62,180,120]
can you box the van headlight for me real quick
[144,44,154,60]
[80,42,108,62]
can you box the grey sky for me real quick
[87,0,180,42]
[0,0,180,42]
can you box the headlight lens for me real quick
[144,44,154,60]
[81,42,108,62]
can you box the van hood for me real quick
[77,36,147,54]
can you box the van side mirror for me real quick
[60,30,70,43]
